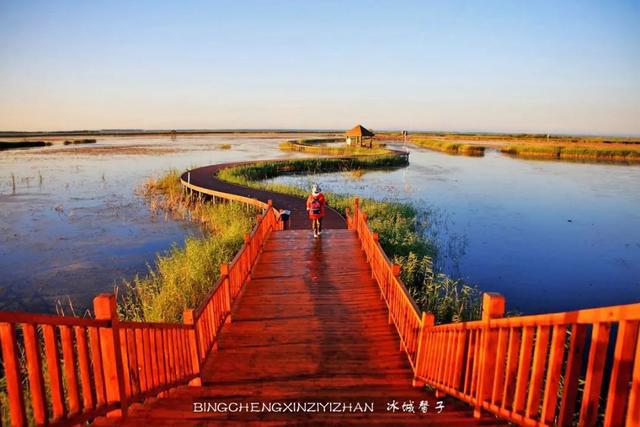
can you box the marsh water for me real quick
[1,136,639,315]
[0,134,308,313]
[267,144,640,314]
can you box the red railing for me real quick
[415,295,640,426]
[347,199,640,427]
[190,206,280,365]
[0,180,282,426]
[346,198,423,369]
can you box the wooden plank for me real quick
[463,330,475,395]
[0,311,108,327]
[453,329,467,389]
[22,323,47,425]
[471,329,481,397]
[541,325,567,424]
[525,325,550,419]
[60,325,81,415]
[578,322,610,426]
[155,329,167,387]
[43,323,66,420]
[513,326,534,414]
[89,326,107,407]
[126,328,140,398]
[558,324,587,426]
[0,322,26,426]
[627,326,640,427]
[142,329,154,389]
[491,327,509,406]
[503,329,523,412]
[135,328,148,393]
[603,320,638,427]
[118,328,132,398]
[75,326,94,411]
[148,327,159,389]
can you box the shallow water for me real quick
[266,145,640,314]
[0,134,310,313]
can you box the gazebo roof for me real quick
[345,124,375,137]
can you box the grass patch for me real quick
[0,140,51,150]
[409,138,485,156]
[279,138,389,156]
[501,143,640,162]
[63,138,96,145]
[218,155,409,185]
[218,159,481,323]
[117,169,257,323]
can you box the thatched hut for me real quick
[345,124,375,148]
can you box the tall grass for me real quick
[279,139,389,156]
[410,138,486,156]
[218,155,408,185]
[218,160,481,323]
[63,139,96,145]
[118,170,256,323]
[501,143,640,161]
[0,140,51,150]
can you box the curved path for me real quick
[181,162,347,230]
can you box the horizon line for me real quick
[2,127,639,139]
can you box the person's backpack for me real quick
[310,197,322,215]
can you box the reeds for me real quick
[0,140,51,150]
[63,139,96,145]
[118,170,256,323]
[217,155,408,186]
[500,143,640,161]
[279,139,389,156]
[410,138,486,156]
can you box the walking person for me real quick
[306,184,326,238]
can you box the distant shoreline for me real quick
[1,129,639,140]
[0,129,341,138]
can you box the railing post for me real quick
[413,312,435,387]
[474,292,505,419]
[93,294,128,418]
[368,232,379,265]
[387,264,401,324]
[0,323,26,426]
[183,309,202,386]
[354,198,360,228]
[392,263,401,277]
[359,212,368,245]
[244,234,251,280]
[221,263,232,324]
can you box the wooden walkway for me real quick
[183,164,348,230]
[108,230,486,425]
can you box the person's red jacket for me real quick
[306,193,326,219]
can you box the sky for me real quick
[0,0,639,135]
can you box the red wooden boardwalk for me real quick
[107,230,487,425]
[2,159,638,426]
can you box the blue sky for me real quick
[1,1,638,134]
